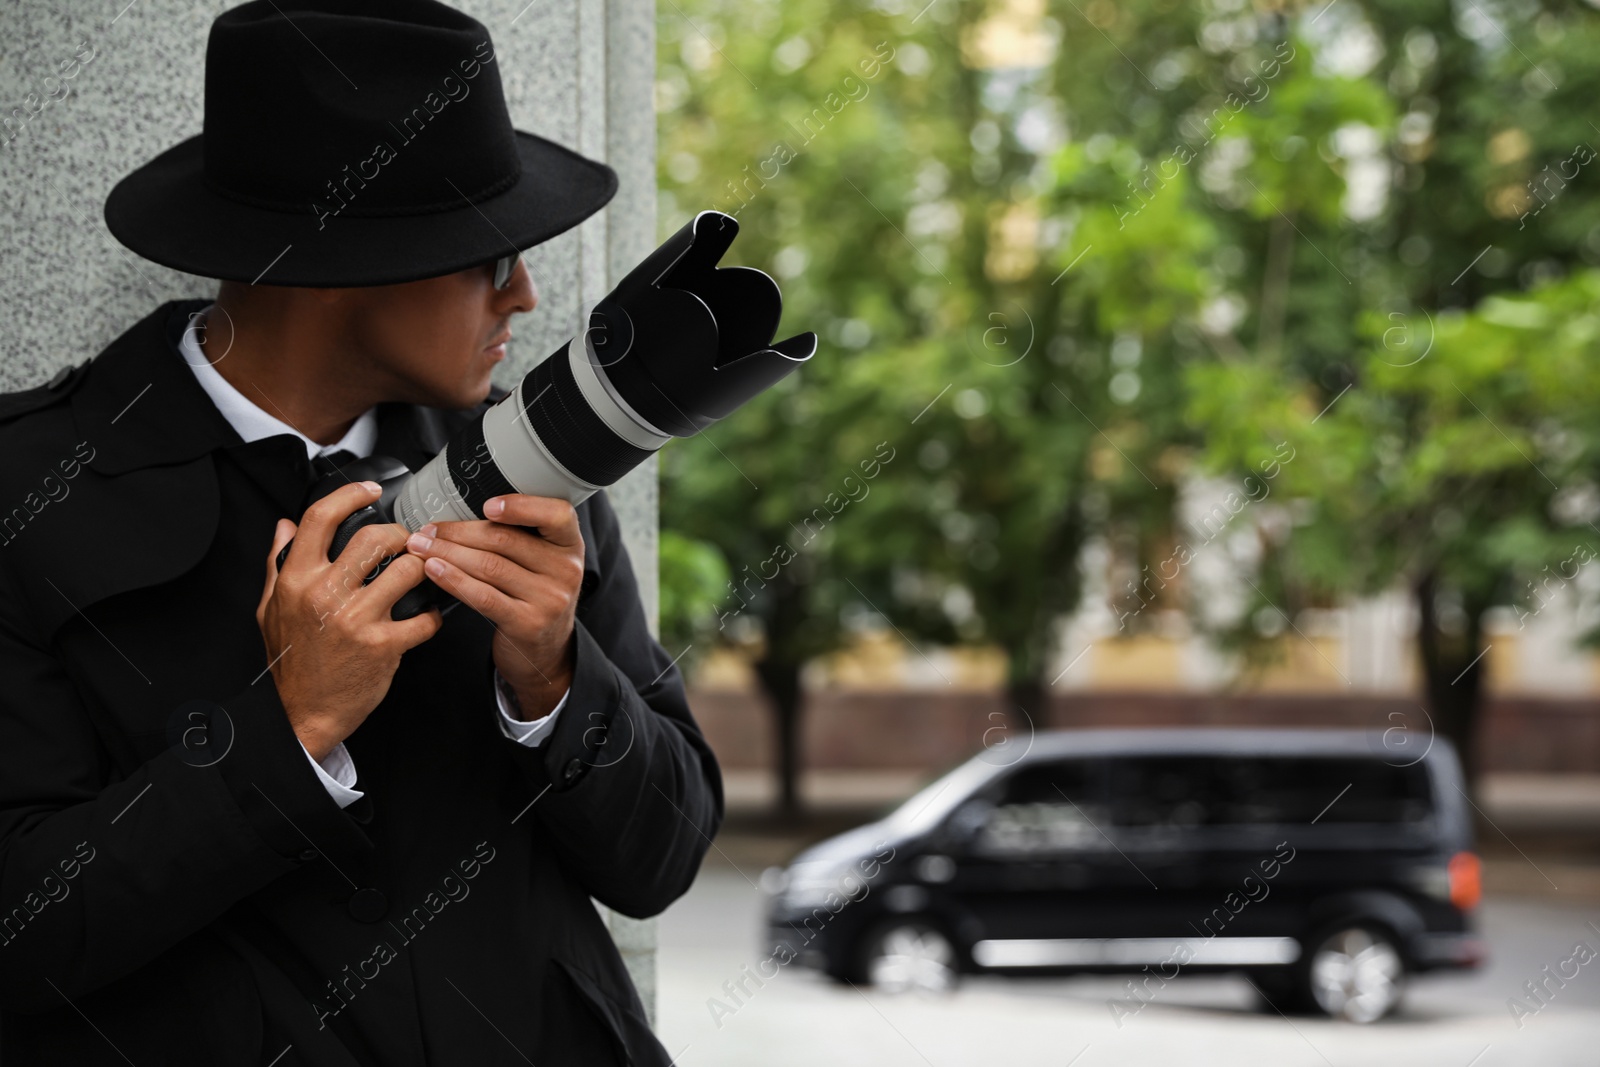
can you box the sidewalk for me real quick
[1481,773,1600,830]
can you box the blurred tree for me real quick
[1190,271,1600,785]
[656,0,966,814]
[654,0,1216,808]
[657,530,731,658]
[1178,0,1600,785]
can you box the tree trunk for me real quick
[1005,675,1047,747]
[1257,212,1297,359]
[753,657,803,819]
[1414,570,1488,797]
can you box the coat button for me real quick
[298,848,319,862]
[561,757,584,785]
[347,888,388,923]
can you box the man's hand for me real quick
[258,481,445,762]
[404,494,584,720]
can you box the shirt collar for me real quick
[176,303,379,461]
[72,299,466,479]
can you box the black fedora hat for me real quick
[104,0,618,287]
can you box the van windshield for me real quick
[879,754,1002,836]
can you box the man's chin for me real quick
[420,373,497,411]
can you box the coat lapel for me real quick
[5,301,238,642]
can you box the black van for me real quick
[761,729,1484,1023]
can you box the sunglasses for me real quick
[492,251,522,290]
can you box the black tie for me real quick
[311,448,359,480]
[302,448,360,512]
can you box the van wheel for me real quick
[1300,925,1404,1023]
[862,921,957,994]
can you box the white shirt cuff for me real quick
[495,669,569,748]
[301,740,363,809]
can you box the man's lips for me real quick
[484,331,511,359]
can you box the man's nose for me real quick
[494,257,537,315]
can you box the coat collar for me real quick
[72,299,242,476]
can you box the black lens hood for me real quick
[585,210,817,436]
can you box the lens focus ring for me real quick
[520,347,654,488]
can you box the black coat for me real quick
[0,301,722,1066]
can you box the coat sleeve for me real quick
[0,557,374,1015]
[502,491,724,918]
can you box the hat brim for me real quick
[104,130,618,287]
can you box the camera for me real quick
[283,210,817,620]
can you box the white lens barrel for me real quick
[391,452,476,530]
[390,331,673,532]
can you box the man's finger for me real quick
[360,552,432,619]
[420,555,520,629]
[482,494,581,547]
[417,519,576,581]
[406,533,541,604]
[285,481,384,571]
[335,522,412,583]
[388,606,445,652]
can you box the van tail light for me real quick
[1448,851,1482,911]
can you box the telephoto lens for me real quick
[394,209,816,527]
[284,209,817,619]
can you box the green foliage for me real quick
[654,0,1600,724]
[657,530,731,659]
[1193,269,1600,622]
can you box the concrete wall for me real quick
[0,0,660,1019]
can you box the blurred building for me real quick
[689,476,1600,786]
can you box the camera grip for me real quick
[273,507,444,621]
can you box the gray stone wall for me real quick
[0,0,659,1020]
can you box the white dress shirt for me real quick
[178,307,566,808]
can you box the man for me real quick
[0,2,721,1064]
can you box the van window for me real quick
[1223,756,1433,825]
[973,760,1106,855]
[1108,755,1433,828]
[1108,757,1218,828]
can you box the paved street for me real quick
[657,867,1600,1067]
